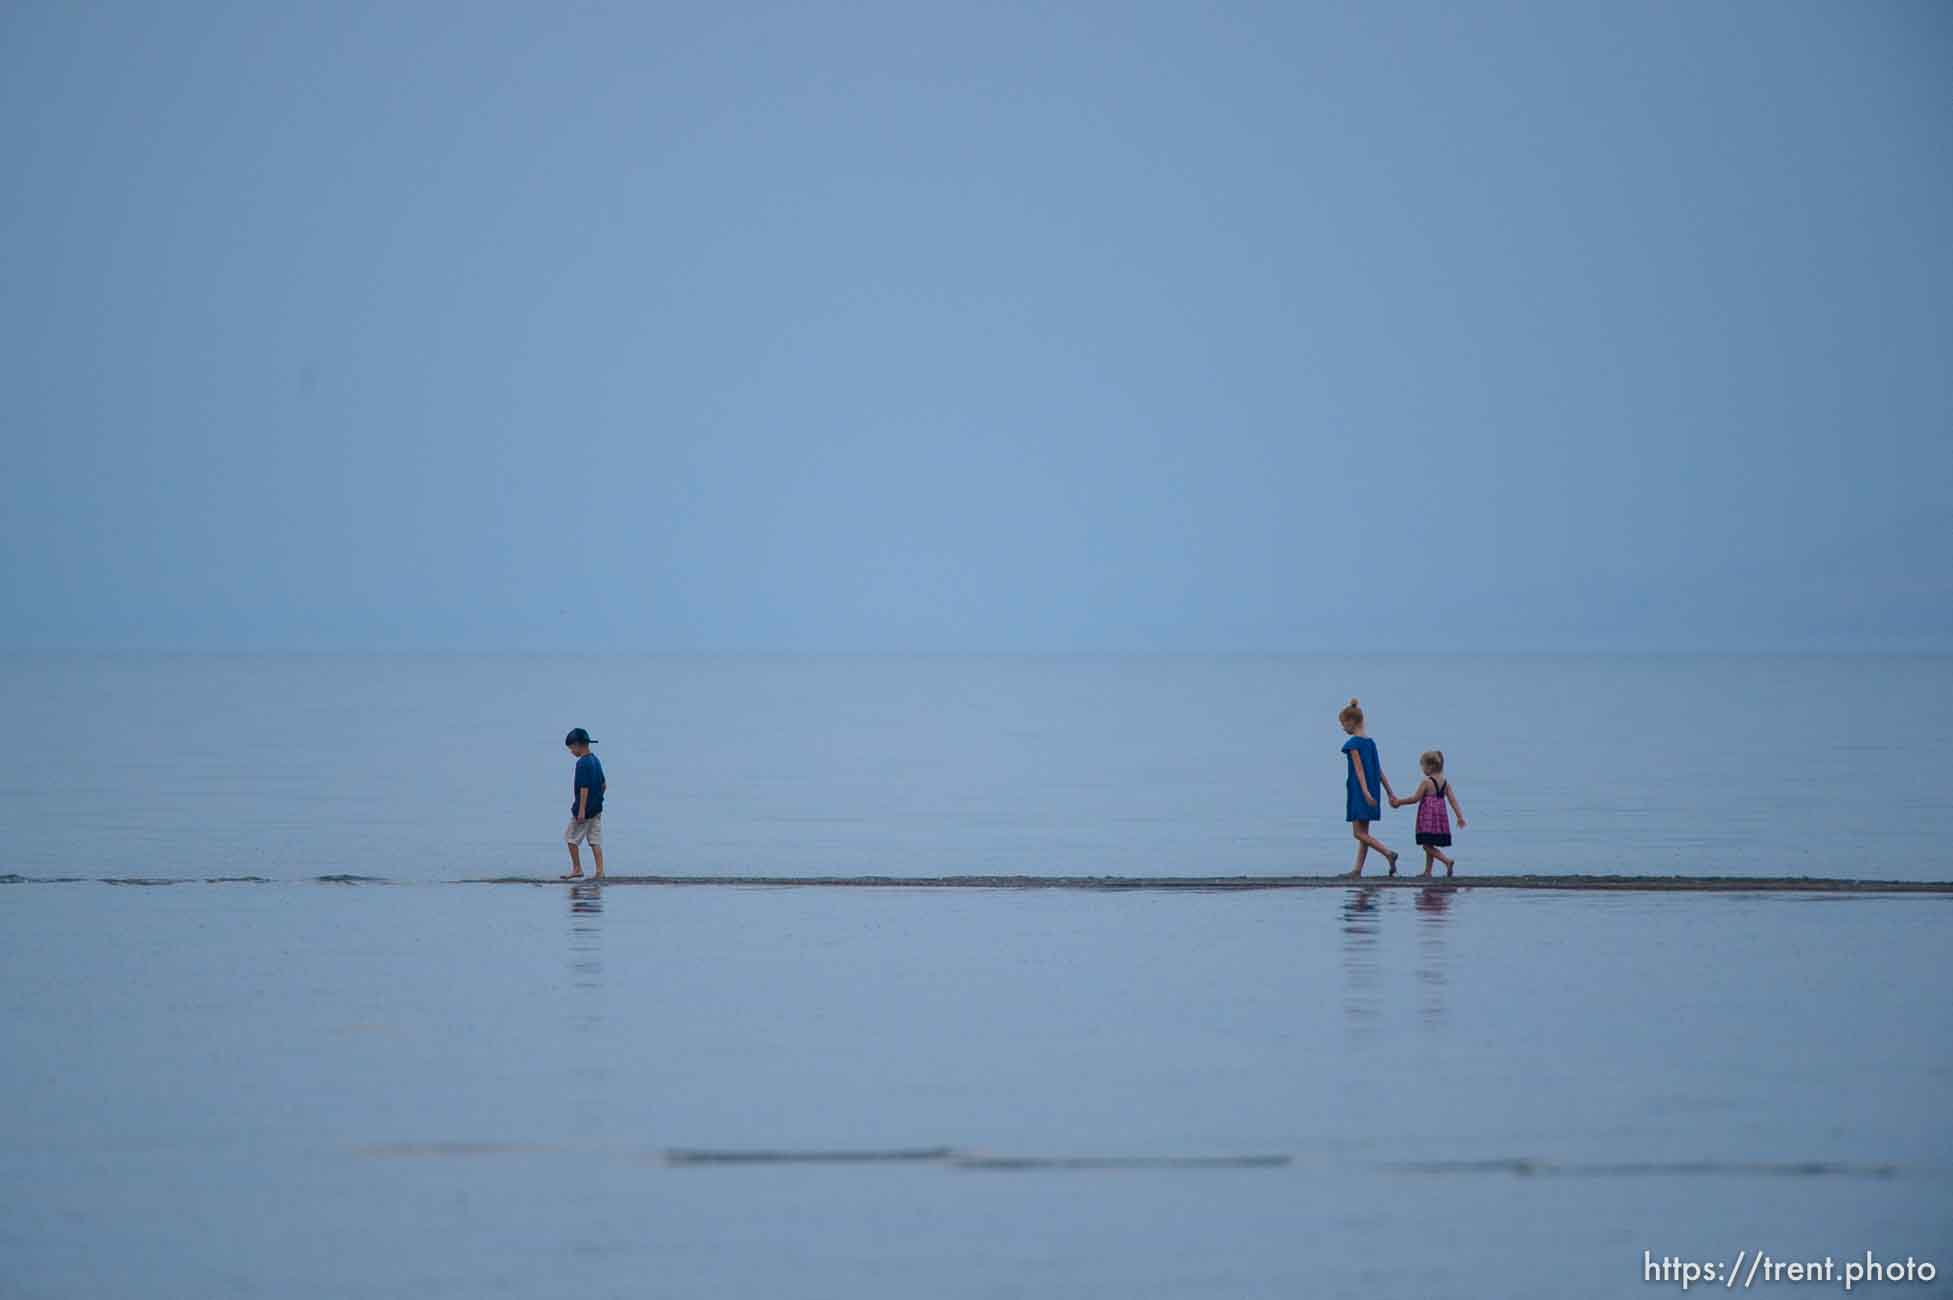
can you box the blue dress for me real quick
[1342,736,1384,823]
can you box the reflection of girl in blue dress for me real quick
[1338,697,1400,877]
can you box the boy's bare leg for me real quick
[564,842,584,878]
[590,843,604,880]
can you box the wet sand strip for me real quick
[467,873,1953,894]
[8,873,1947,892]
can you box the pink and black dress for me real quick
[1415,779,1452,847]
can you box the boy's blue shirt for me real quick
[572,753,606,818]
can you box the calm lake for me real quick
[2,655,1948,1297]
[2,653,1950,882]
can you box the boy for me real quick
[561,727,606,880]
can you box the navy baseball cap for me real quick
[564,728,597,746]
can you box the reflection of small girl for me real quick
[1338,698,1399,877]
[1393,750,1467,877]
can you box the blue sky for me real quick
[3,0,1948,652]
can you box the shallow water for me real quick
[2,882,1947,1297]
[2,653,1951,881]
[3,654,1949,1296]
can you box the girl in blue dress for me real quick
[1338,698,1400,877]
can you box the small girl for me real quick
[1392,750,1467,877]
[1338,698,1400,877]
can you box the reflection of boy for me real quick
[561,728,606,880]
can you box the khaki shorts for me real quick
[564,816,603,846]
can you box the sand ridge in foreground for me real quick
[473,873,1953,894]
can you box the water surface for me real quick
[2,654,1949,881]
[2,881,1946,1298]
[3,653,1948,1297]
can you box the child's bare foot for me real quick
[1385,851,1399,876]
[1445,862,1455,877]
[559,871,584,881]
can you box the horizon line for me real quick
[3,647,1950,659]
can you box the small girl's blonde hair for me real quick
[1420,749,1445,773]
[1338,697,1363,727]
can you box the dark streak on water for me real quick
[351,1145,1914,1179]
[664,1147,957,1165]
[1391,1159,1906,1179]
